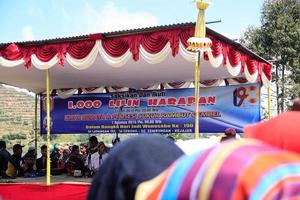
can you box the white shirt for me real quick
[90,151,108,171]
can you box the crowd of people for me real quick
[1,98,299,199]
[0,136,111,179]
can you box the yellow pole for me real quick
[268,82,272,119]
[46,69,51,185]
[188,1,211,138]
[34,94,38,162]
[194,52,200,138]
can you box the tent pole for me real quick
[188,0,211,138]
[268,82,272,119]
[46,69,51,186]
[34,94,38,162]
[194,52,200,139]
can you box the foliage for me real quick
[2,132,27,140]
[241,0,300,112]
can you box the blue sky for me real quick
[0,0,264,43]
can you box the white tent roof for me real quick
[0,23,271,93]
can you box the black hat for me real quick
[13,144,24,151]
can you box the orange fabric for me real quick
[262,176,300,200]
[231,152,300,200]
[244,112,300,154]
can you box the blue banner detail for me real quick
[41,84,261,134]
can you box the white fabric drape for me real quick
[57,89,78,99]
[206,49,223,68]
[140,84,161,90]
[0,57,24,67]
[163,82,192,89]
[107,86,130,93]
[178,42,197,62]
[66,41,99,70]
[98,41,131,68]
[225,57,242,77]
[244,64,258,83]
[82,87,105,94]
[140,43,171,64]
[261,73,270,88]
[31,54,59,70]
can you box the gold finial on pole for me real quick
[187,0,212,139]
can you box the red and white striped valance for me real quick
[0,26,271,86]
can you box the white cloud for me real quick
[82,2,158,34]
[21,26,35,41]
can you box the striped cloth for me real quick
[135,139,300,200]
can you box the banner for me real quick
[41,84,260,134]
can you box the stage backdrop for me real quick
[41,84,260,134]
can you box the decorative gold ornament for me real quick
[187,0,212,52]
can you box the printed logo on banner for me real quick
[233,85,259,107]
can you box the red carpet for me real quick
[0,183,90,200]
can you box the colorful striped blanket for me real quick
[135,139,300,200]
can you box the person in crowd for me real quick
[220,127,237,142]
[5,144,24,178]
[36,145,47,174]
[58,148,70,169]
[0,140,11,178]
[22,154,36,178]
[22,145,36,162]
[80,143,88,163]
[65,145,85,176]
[89,142,109,176]
[85,136,99,170]
[87,135,184,200]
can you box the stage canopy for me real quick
[0,22,271,94]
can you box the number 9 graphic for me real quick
[233,86,259,106]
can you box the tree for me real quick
[241,0,300,113]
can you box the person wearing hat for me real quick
[6,144,24,178]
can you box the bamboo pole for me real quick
[34,94,38,161]
[46,69,51,185]
[194,52,201,138]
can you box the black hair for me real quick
[0,140,6,149]
[72,145,79,152]
[89,136,98,144]
[41,144,47,151]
